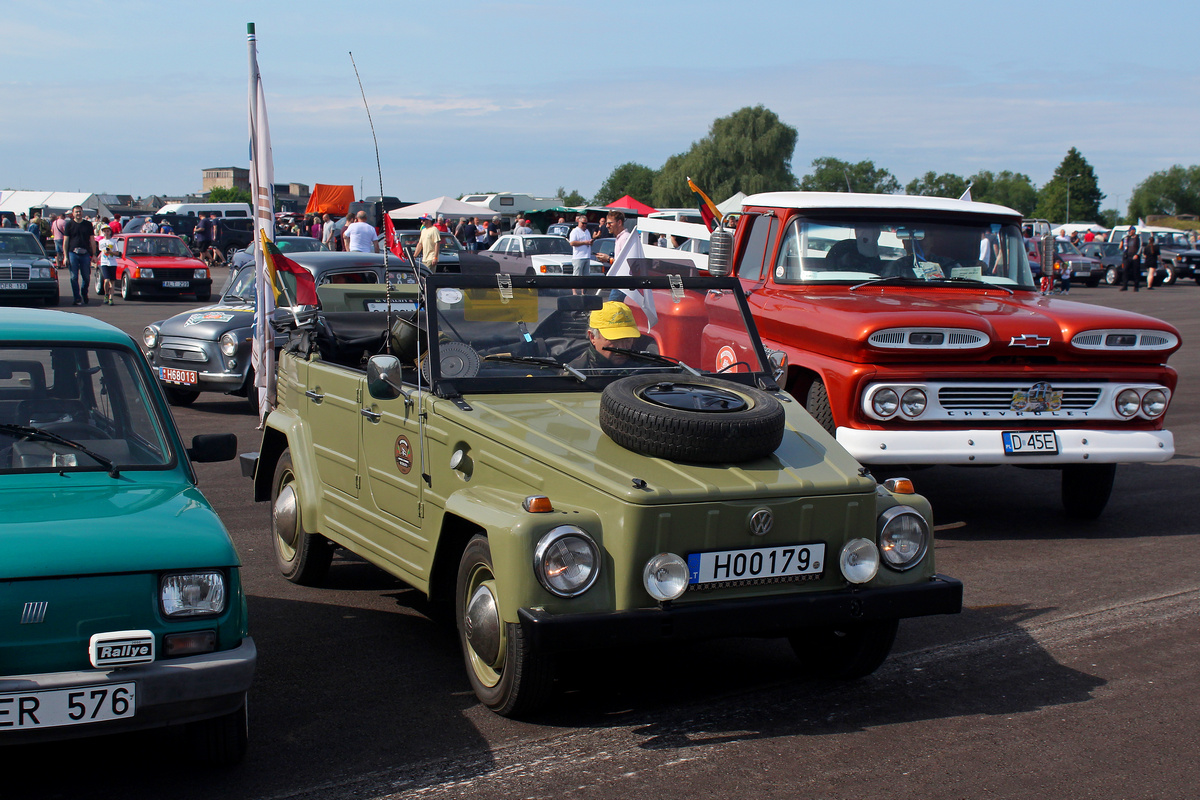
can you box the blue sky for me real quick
[4,0,1197,216]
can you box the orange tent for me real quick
[304,184,355,216]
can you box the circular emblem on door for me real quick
[395,436,413,475]
[749,508,773,536]
[716,345,738,372]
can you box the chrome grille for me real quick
[0,266,31,280]
[938,386,1102,410]
[159,348,207,362]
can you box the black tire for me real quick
[789,619,899,680]
[197,292,212,302]
[225,244,240,263]
[1105,267,1119,286]
[44,294,60,306]
[163,385,200,406]
[599,373,784,463]
[245,373,260,413]
[271,448,334,585]
[93,270,103,296]
[1085,277,1100,288]
[185,698,248,766]
[121,277,136,300]
[1061,463,1116,520]
[456,535,553,717]
[1160,264,1175,286]
[805,378,837,436]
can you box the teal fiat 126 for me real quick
[0,309,253,763]
[247,271,962,716]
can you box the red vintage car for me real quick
[100,233,213,301]
[705,192,1181,519]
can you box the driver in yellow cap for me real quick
[569,301,642,370]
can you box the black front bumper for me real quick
[519,574,963,654]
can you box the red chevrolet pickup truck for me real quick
[705,192,1180,519]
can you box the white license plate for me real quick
[366,300,417,312]
[1002,430,1059,455]
[163,281,190,288]
[688,542,825,588]
[0,682,135,730]
[0,283,28,290]
[159,367,198,385]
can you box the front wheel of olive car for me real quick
[185,698,248,766]
[1061,463,1116,520]
[456,535,553,717]
[163,385,200,406]
[790,618,899,680]
[272,448,334,585]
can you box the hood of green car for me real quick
[0,477,239,579]
[439,391,876,503]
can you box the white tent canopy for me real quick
[717,192,746,215]
[388,196,492,220]
[0,190,113,219]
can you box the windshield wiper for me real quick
[943,276,1014,295]
[482,354,587,382]
[849,275,924,291]
[0,424,120,477]
[602,348,702,375]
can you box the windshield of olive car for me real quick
[124,236,193,257]
[0,346,173,473]
[422,277,769,387]
[772,217,1036,288]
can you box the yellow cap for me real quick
[589,301,640,340]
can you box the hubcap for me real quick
[273,483,299,547]
[465,583,501,667]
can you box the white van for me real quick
[157,202,252,218]
[636,216,710,271]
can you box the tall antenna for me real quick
[348,51,391,348]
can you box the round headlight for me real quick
[533,526,600,597]
[900,388,927,417]
[1141,389,1167,418]
[643,553,689,602]
[877,506,929,571]
[871,388,899,418]
[1115,388,1141,417]
[142,325,159,349]
[839,538,879,584]
[219,332,239,357]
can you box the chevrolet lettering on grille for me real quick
[1009,334,1051,348]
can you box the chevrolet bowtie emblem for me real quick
[1010,334,1051,348]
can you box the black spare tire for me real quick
[599,373,785,463]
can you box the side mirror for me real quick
[188,433,237,463]
[707,226,734,277]
[367,354,406,401]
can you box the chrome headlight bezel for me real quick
[1141,389,1167,418]
[533,526,600,598]
[219,332,239,357]
[142,324,160,349]
[193,268,208,279]
[839,538,880,584]
[160,571,227,618]
[643,552,689,602]
[1115,388,1141,417]
[877,506,930,571]
[871,387,899,418]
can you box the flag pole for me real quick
[248,22,276,424]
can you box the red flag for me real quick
[261,230,318,305]
[383,213,407,260]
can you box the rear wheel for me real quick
[1062,463,1116,520]
[271,448,334,585]
[185,698,248,766]
[789,619,899,679]
[456,535,553,717]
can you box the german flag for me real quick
[260,229,318,305]
[687,177,723,232]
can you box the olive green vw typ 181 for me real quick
[247,272,962,716]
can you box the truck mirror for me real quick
[367,355,405,400]
[1038,234,1055,273]
[707,227,734,277]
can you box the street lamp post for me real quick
[1065,174,1080,226]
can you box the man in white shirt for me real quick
[343,211,378,253]
[594,210,629,271]
[568,215,595,275]
[321,213,335,249]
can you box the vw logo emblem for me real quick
[749,509,773,536]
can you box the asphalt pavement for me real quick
[6,278,1199,800]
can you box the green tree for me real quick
[650,105,798,207]
[905,171,968,198]
[968,170,1039,216]
[555,186,587,207]
[208,186,252,205]
[1127,165,1200,220]
[1033,148,1103,224]
[799,157,900,194]
[593,162,656,205]
[1098,208,1122,228]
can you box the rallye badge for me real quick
[1009,334,1051,348]
[1011,382,1063,412]
[395,436,413,475]
[185,312,236,326]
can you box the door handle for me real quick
[305,390,324,402]
[360,408,381,422]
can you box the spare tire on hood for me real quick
[599,373,785,463]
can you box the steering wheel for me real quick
[825,240,880,272]
[881,255,917,279]
[40,422,109,441]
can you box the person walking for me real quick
[63,205,96,305]
[1144,234,1159,289]
[343,211,378,253]
[97,224,119,305]
[321,214,335,250]
[1120,227,1141,292]
[568,214,594,275]
[51,213,66,266]
[413,215,441,272]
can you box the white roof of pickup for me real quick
[742,192,1022,219]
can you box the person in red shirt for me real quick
[110,216,122,234]
[1083,229,1094,243]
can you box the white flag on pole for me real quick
[248,23,276,423]
[605,230,658,329]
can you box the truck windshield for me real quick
[772,217,1036,289]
